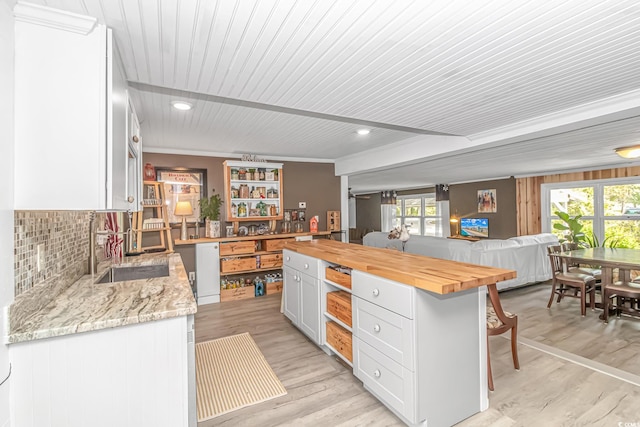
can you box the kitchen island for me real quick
[282,239,516,427]
[6,253,197,427]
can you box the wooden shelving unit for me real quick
[133,181,174,253]
[222,160,284,234]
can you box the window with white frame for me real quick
[542,178,640,249]
[393,193,444,236]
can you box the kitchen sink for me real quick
[96,263,170,284]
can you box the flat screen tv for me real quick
[460,218,489,238]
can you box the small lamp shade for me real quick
[175,201,193,241]
[175,201,193,216]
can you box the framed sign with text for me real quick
[156,167,207,224]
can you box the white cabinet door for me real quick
[106,28,129,211]
[283,266,300,324]
[195,242,220,305]
[126,96,142,211]
[299,272,320,344]
[13,4,129,211]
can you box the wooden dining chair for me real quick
[486,285,519,391]
[547,245,597,316]
[603,281,640,323]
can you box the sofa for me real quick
[362,232,559,290]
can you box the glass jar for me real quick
[281,221,291,234]
[294,222,303,233]
[230,169,239,180]
[238,202,247,217]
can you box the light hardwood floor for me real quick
[195,283,640,426]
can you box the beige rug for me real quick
[195,332,287,422]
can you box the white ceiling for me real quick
[24,0,640,193]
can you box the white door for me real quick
[283,266,300,324]
[299,272,320,344]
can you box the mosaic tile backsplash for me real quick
[14,210,92,297]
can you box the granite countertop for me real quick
[7,253,197,344]
[285,239,516,295]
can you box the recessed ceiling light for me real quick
[615,145,640,159]
[171,101,193,111]
[357,129,370,135]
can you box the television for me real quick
[460,218,489,238]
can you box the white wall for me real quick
[0,0,15,425]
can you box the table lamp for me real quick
[450,214,460,236]
[175,201,193,241]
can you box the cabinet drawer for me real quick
[352,271,415,319]
[326,321,352,362]
[220,241,255,255]
[221,257,255,273]
[282,250,320,276]
[327,291,352,327]
[326,267,352,289]
[220,285,255,302]
[354,339,415,423]
[263,238,295,251]
[260,253,282,268]
[266,281,283,294]
[353,297,414,369]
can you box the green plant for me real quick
[553,210,587,246]
[584,232,623,248]
[199,190,223,221]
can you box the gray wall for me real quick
[142,153,341,272]
[355,177,517,240]
[449,178,517,239]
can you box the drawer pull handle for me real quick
[372,289,380,297]
[286,256,290,261]
[373,324,381,333]
[304,263,309,269]
[373,369,381,378]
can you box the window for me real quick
[393,193,444,236]
[542,179,640,248]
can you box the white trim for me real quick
[143,146,335,164]
[13,1,97,35]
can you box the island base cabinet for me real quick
[354,339,415,424]
[9,316,192,427]
[283,266,299,325]
[283,250,322,346]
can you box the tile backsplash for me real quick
[14,210,91,296]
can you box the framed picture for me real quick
[156,167,207,224]
[478,189,497,213]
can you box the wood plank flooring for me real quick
[195,283,640,426]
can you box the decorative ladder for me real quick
[133,181,174,253]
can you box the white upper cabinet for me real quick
[126,96,142,211]
[14,2,136,211]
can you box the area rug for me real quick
[195,332,287,422]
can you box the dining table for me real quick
[557,247,640,316]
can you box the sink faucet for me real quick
[88,211,133,274]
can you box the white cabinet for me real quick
[299,270,320,343]
[283,250,321,344]
[13,3,137,211]
[126,97,143,211]
[283,266,300,324]
[352,270,485,427]
[195,242,221,305]
[9,315,193,427]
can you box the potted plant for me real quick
[553,210,586,246]
[199,190,223,238]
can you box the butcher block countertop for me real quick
[7,253,196,344]
[285,239,516,295]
